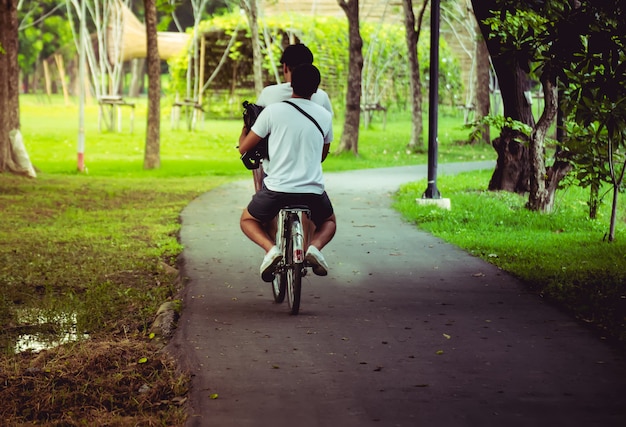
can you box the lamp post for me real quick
[423,0,441,199]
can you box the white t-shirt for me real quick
[256,83,334,174]
[251,98,333,194]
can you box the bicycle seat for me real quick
[282,205,310,210]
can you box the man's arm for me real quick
[239,128,263,155]
[321,143,330,162]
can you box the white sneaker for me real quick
[305,246,328,276]
[260,246,282,282]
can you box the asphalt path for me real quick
[167,161,626,427]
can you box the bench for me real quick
[171,99,205,131]
[98,96,135,133]
[360,103,387,129]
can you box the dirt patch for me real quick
[0,338,188,426]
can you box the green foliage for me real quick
[17,2,74,77]
[467,114,533,145]
[167,11,463,116]
[556,2,626,229]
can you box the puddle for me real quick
[6,309,89,354]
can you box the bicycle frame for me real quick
[272,206,310,314]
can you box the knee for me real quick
[240,209,257,229]
[317,215,336,234]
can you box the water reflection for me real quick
[4,309,89,354]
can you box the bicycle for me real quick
[239,100,319,315]
[270,205,311,315]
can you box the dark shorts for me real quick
[247,187,334,228]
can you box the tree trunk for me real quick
[402,0,424,151]
[0,0,34,176]
[473,25,490,144]
[0,0,8,171]
[607,143,626,242]
[488,129,529,193]
[5,0,18,132]
[471,0,534,191]
[143,0,161,170]
[527,67,563,212]
[337,0,363,155]
[129,58,145,97]
[242,0,263,96]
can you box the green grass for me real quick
[21,96,490,176]
[394,170,626,344]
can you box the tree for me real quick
[475,0,626,221]
[402,0,426,151]
[472,0,535,193]
[0,0,34,177]
[558,1,626,240]
[440,0,491,143]
[473,25,490,144]
[477,1,575,211]
[144,0,160,169]
[241,0,263,95]
[337,0,363,155]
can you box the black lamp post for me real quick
[423,0,441,199]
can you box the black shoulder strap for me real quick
[283,100,324,138]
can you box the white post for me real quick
[77,0,86,172]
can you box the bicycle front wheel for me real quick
[272,271,286,303]
[286,215,303,315]
[286,262,302,315]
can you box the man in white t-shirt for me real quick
[238,64,336,282]
[251,43,333,191]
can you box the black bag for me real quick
[240,101,269,170]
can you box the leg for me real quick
[305,214,336,276]
[240,208,274,252]
[241,208,283,282]
[309,214,337,251]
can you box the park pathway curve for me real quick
[167,161,626,427]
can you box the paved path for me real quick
[167,161,626,427]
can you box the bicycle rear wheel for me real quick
[286,215,303,315]
[272,271,286,303]
[272,211,286,303]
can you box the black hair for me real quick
[280,43,314,71]
[291,64,321,99]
